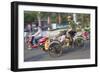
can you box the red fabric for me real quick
[32,44,38,48]
[82,32,89,40]
[84,32,88,36]
[39,37,47,43]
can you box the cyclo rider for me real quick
[66,16,76,46]
[58,16,76,47]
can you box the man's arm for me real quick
[32,27,41,37]
[32,31,40,36]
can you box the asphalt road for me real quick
[24,40,90,62]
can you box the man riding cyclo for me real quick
[57,16,77,47]
[66,16,76,46]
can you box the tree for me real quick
[24,11,38,24]
[76,14,90,28]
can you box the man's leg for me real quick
[35,36,42,44]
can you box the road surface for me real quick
[24,40,90,62]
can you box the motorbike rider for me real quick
[25,24,43,49]
[31,24,48,48]
[31,25,43,47]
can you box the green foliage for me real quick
[76,14,90,28]
[51,16,56,23]
[61,14,67,23]
[40,12,51,19]
[24,11,90,29]
[24,11,38,23]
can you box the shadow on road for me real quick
[24,53,47,61]
[62,40,90,56]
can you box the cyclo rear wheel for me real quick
[48,40,62,57]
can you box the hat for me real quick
[67,16,72,19]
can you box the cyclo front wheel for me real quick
[74,37,84,48]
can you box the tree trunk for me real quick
[37,12,41,26]
[73,13,77,23]
[48,16,51,25]
[58,13,61,24]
